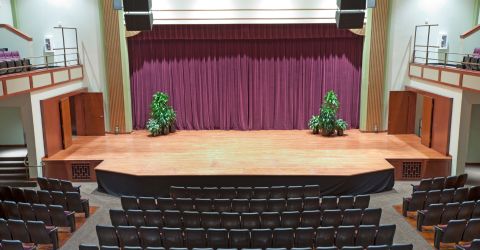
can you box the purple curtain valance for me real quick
[131,24,360,41]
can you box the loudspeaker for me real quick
[337,0,366,10]
[123,0,152,12]
[335,10,365,29]
[125,13,153,31]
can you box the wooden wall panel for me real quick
[365,0,389,131]
[41,99,63,158]
[421,96,434,147]
[101,0,127,133]
[60,98,73,148]
[431,96,453,155]
[387,91,416,134]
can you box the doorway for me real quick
[41,91,105,158]
[466,104,480,186]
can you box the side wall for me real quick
[0,0,13,25]
[467,105,480,164]
[13,0,109,131]
[0,107,25,145]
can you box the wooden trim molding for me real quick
[0,24,33,41]
[409,63,480,93]
[0,65,84,99]
[461,24,480,39]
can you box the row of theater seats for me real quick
[417,200,480,231]
[461,56,480,71]
[37,177,81,193]
[411,174,467,192]
[93,225,400,250]
[0,186,90,217]
[402,186,480,216]
[121,195,371,213]
[0,201,76,231]
[79,245,414,250]
[434,218,480,249]
[0,51,31,75]
[169,185,321,199]
[0,218,58,249]
[109,209,382,229]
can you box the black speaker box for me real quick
[123,0,152,12]
[335,10,365,29]
[337,0,366,10]
[125,13,153,31]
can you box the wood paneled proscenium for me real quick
[101,0,128,133]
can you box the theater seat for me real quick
[207,228,228,248]
[162,227,184,248]
[375,224,396,246]
[390,243,413,250]
[455,239,480,250]
[294,227,315,248]
[117,225,141,247]
[65,192,90,218]
[221,212,240,229]
[241,212,261,229]
[26,221,59,250]
[315,227,335,247]
[183,211,201,228]
[96,225,119,247]
[1,240,36,250]
[229,229,250,248]
[272,228,294,248]
[139,226,162,248]
[251,228,272,248]
[355,225,377,248]
[434,219,467,249]
[184,228,206,249]
[164,210,182,228]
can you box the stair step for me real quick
[0,167,28,174]
[0,180,37,188]
[0,157,26,162]
[0,162,25,167]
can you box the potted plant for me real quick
[318,90,339,136]
[308,115,321,134]
[146,92,177,136]
[335,119,348,136]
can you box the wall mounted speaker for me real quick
[335,10,365,29]
[123,0,152,12]
[125,13,153,31]
[337,0,366,10]
[367,0,377,8]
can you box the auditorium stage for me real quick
[43,130,451,196]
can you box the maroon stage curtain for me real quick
[128,24,363,130]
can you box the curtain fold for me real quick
[128,24,363,130]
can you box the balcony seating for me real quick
[402,186,476,216]
[434,219,480,249]
[0,201,76,231]
[411,174,468,192]
[109,208,381,229]
[94,224,397,249]
[0,218,58,249]
[121,195,370,212]
[169,185,321,199]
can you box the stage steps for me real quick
[0,148,36,187]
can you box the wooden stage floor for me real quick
[46,129,449,176]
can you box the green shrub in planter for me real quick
[335,119,348,136]
[147,92,176,136]
[308,115,321,134]
[319,90,339,136]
